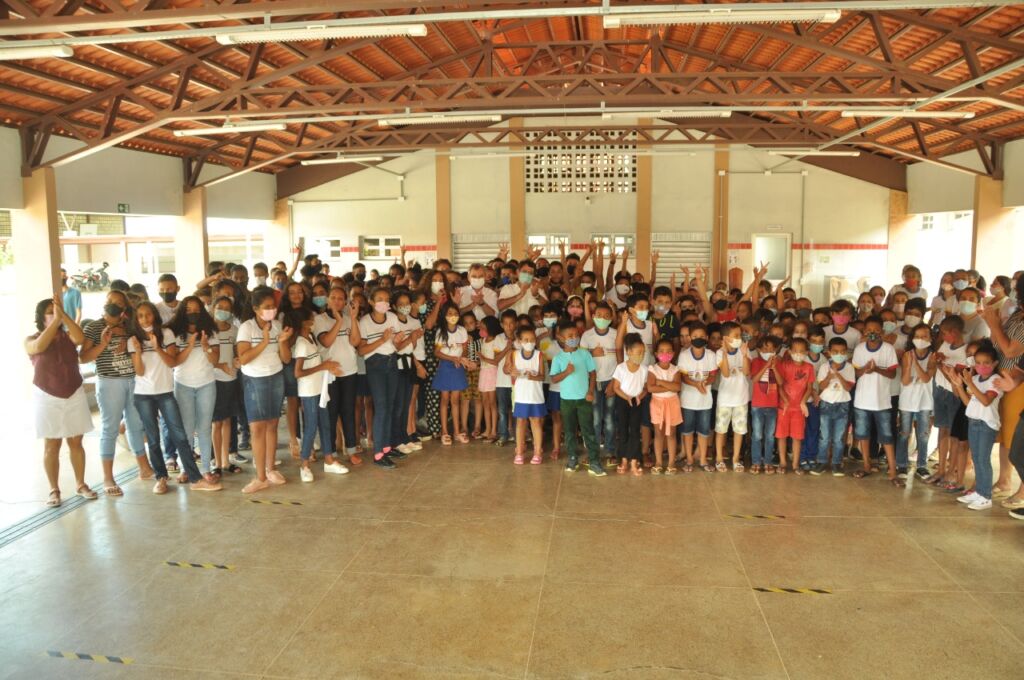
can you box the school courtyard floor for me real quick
[1,437,1023,680]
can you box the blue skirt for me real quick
[243,371,284,422]
[513,402,548,419]
[432,359,467,392]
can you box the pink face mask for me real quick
[832,314,850,326]
[259,309,276,322]
[374,301,390,314]
[975,364,994,378]
[656,352,674,363]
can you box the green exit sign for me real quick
[117,203,130,214]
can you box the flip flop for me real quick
[46,489,61,508]
[76,485,98,500]
[104,484,123,497]
[890,477,907,488]
[852,469,871,479]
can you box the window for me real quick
[524,144,637,194]
[527,234,570,258]
[320,239,343,259]
[359,235,402,260]
[752,233,791,281]
[592,232,635,258]
[920,214,934,231]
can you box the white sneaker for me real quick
[324,461,350,475]
[956,491,981,504]
[396,443,413,454]
[407,441,423,451]
[300,466,314,483]
[967,497,992,511]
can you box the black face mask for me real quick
[186,313,201,325]
[355,272,366,282]
[713,299,728,311]
[567,264,577,276]
[104,303,124,318]
[691,337,708,349]
[61,277,68,286]
[160,292,177,304]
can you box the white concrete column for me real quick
[175,187,209,292]
[11,167,61,333]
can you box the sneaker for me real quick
[808,463,825,476]
[266,469,287,485]
[388,450,408,460]
[1009,508,1024,520]
[896,467,908,479]
[957,491,981,505]
[967,497,992,511]
[324,461,350,475]
[373,456,396,469]
[299,466,314,483]
[588,463,608,477]
[229,452,249,465]
[418,432,433,442]
[190,478,223,492]
[396,443,414,454]
[832,467,845,477]
[237,438,252,451]
[407,441,423,452]
[565,458,578,473]
[494,437,506,447]
[914,467,930,481]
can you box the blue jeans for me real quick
[365,354,400,455]
[174,381,216,473]
[496,386,513,440]
[160,414,178,462]
[681,407,712,437]
[392,368,414,447]
[800,402,820,464]
[898,410,932,469]
[133,392,202,482]
[967,418,997,499]
[750,406,777,466]
[853,407,894,445]
[300,395,335,460]
[96,376,145,460]
[817,400,850,466]
[592,380,615,450]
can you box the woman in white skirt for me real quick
[25,295,96,507]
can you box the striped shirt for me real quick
[84,319,134,378]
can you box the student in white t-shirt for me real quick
[292,307,345,483]
[850,317,901,487]
[581,301,618,453]
[957,287,991,342]
[458,263,498,320]
[949,343,1002,510]
[824,299,862,348]
[315,286,363,464]
[932,315,968,486]
[492,310,518,446]
[155,273,182,324]
[898,323,937,480]
[714,322,750,471]
[210,295,241,476]
[611,334,648,476]
[392,289,426,454]
[128,301,214,493]
[814,337,855,475]
[237,288,294,493]
[677,322,718,472]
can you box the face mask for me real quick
[567,307,582,318]
[185,312,200,325]
[255,276,267,287]
[418,304,427,315]
[796,309,812,320]
[104,303,124,318]
[355,272,366,282]
[542,317,556,328]
[519,272,534,285]
[655,305,668,315]
[397,305,411,316]
[859,303,874,314]
[941,282,953,292]
[866,332,881,342]
[790,353,806,363]
[832,314,850,326]
[521,341,535,352]
[656,352,674,363]
[274,282,285,291]
[713,299,728,311]
[760,352,774,361]
[45,313,55,326]
[904,278,919,289]
[873,295,884,306]
[741,332,752,342]
[976,364,994,378]
[214,309,233,322]
[809,343,824,354]
[953,280,968,291]
[892,303,905,314]
[470,277,485,290]
[635,310,649,322]
[431,281,444,294]
[159,292,176,304]
[729,337,743,349]
[260,309,276,322]
[912,338,931,350]
[312,296,327,309]
[793,333,807,339]
[904,314,922,328]
[960,301,977,315]
[691,337,707,349]
[627,353,644,365]
[567,264,577,276]
[140,324,153,333]
[882,321,897,334]
[991,286,1004,297]
[60,277,67,286]
[594,317,611,330]
[374,301,390,314]
[565,338,579,349]
[830,353,846,364]
[446,316,460,327]
[615,284,631,297]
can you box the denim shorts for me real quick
[933,386,960,430]
[681,407,712,437]
[853,407,894,445]
[243,371,284,422]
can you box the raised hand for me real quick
[199,331,210,351]
[186,332,198,348]
[279,325,294,342]
[51,294,65,321]
[651,250,660,265]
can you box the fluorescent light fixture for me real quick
[377,114,502,127]
[173,122,287,137]
[215,23,427,45]
[0,44,73,60]
[840,109,975,119]
[767,149,861,157]
[301,155,385,166]
[603,8,841,28]
[602,110,732,119]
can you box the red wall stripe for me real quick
[727,243,887,250]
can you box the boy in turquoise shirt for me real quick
[550,319,606,476]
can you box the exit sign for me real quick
[117,203,130,214]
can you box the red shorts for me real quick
[775,408,806,440]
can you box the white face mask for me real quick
[912,338,931,350]
[728,337,743,349]
[469,277,485,290]
[615,284,630,296]
[431,281,444,294]
[790,353,806,363]
[759,351,774,361]
[904,314,922,328]
[255,276,267,286]
[521,341,535,352]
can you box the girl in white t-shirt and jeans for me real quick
[898,323,937,480]
[292,307,345,482]
[949,342,1003,510]
[237,288,294,493]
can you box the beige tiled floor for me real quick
[2,438,1024,680]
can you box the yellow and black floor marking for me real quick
[727,514,787,520]
[753,587,832,595]
[248,499,303,506]
[47,651,134,664]
[165,561,235,570]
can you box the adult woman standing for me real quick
[983,278,1024,502]
[26,295,96,506]
[79,289,154,496]
[417,269,447,436]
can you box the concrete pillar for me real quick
[509,117,526,259]
[712,145,730,285]
[886,189,917,284]
[635,118,652,279]
[175,187,208,293]
[971,175,1015,277]
[435,152,452,260]
[266,197,292,265]
[11,167,61,332]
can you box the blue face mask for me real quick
[312,295,327,309]
[809,343,824,354]
[418,304,427,315]
[830,353,846,364]
[635,310,649,322]
[501,276,511,286]
[214,309,233,322]
[542,317,556,328]
[274,282,285,291]
[565,337,579,349]
[519,272,534,285]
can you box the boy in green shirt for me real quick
[550,319,606,476]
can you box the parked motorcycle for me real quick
[72,262,111,291]
[91,262,110,290]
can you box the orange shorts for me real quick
[775,407,806,440]
[649,394,683,435]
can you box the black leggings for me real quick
[1009,411,1024,481]
[328,374,357,454]
[615,396,644,462]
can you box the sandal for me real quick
[793,467,805,476]
[665,466,677,475]
[550,449,561,461]
[683,463,694,473]
[514,455,525,465]
[715,461,727,472]
[166,460,179,473]
[471,431,483,440]
[46,489,61,508]
[616,461,628,475]
[441,434,453,446]
[749,465,761,475]
[764,465,775,475]
[778,466,787,475]
[225,463,243,474]
[702,463,716,473]
[631,465,644,476]
[177,472,190,484]
[456,433,469,444]
[530,454,543,465]
[651,466,663,476]
[104,484,123,497]
[852,469,872,479]
[890,477,907,488]
[734,461,745,473]
[76,484,98,500]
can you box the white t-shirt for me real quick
[965,374,1002,431]
[581,327,617,382]
[888,284,928,302]
[213,326,237,382]
[715,348,750,408]
[612,361,647,398]
[931,294,957,325]
[825,325,862,348]
[677,347,718,410]
[394,315,422,358]
[358,312,400,358]
[898,350,934,412]
[934,341,968,392]
[962,314,991,342]
[499,283,543,316]
[237,319,284,378]
[494,334,513,389]
[154,300,180,324]
[851,342,898,411]
[512,350,544,404]
[625,318,655,365]
[293,335,325,398]
[817,361,855,404]
[458,285,498,320]
[648,364,680,400]
[173,332,219,388]
[538,331,562,392]
[604,288,627,310]
[435,325,468,359]
[314,313,358,376]
[130,328,176,395]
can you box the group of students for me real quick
[25,243,1024,518]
